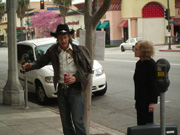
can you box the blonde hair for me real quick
[138,40,154,60]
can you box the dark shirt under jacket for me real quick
[134,59,157,104]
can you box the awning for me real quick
[96,22,101,29]
[118,20,128,28]
[99,21,109,29]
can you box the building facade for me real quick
[1,0,179,45]
[68,0,180,45]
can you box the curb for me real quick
[159,50,180,52]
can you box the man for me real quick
[23,24,92,135]
[176,32,180,44]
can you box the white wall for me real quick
[137,18,166,44]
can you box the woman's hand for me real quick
[149,103,155,112]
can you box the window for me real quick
[142,2,164,18]
[130,39,135,43]
[17,45,34,63]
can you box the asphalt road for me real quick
[0,46,180,134]
[92,46,180,133]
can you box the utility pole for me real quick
[167,0,171,50]
[3,0,24,105]
[26,2,30,40]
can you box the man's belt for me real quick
[59,83,69,89]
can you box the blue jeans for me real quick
[57,84,86,135]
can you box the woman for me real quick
[134,40,158,125]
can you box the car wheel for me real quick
[121,46,125,52]
[93,82,107,96]
[36,82,49,105]
[132,46,135,52]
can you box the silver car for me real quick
[120,37,147,52]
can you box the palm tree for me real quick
[0,0,5,46]
[52,0,73,24]
[0,0,5,22]
[16,0,30,41]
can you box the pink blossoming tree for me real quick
[31,11,62,38]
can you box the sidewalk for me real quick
[0,93,125,135]
[158,44,180,52]
[0,101,125,135]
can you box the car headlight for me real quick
[95,67,104,76]
[45,76,53,83]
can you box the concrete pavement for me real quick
[0,101,125,135]
[0,71,125,134]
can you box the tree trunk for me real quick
[0,36,1,47]
[83,24,95,135]
[83,0,112,134]
[59,6,67,24]
[20,18,23,41]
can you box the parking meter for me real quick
[156,58,170,94]
[156,59,171,135]
[21,53,30,69]
[21,53,30,109]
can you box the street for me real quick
[92,46,180,133]
[0,46,180,134]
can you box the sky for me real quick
[2,0,85,4]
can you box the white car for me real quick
[120,37,148,52]
[17,37,107,104]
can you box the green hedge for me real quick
[105,45,120,48]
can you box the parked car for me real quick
[120,37,148,52]
[17,37,107,104]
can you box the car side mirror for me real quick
[21,53,30,65]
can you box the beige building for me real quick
[121,0,176,44]
[71,0,179,45]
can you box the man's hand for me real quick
[23,63,31,71]
[66,76,76,85]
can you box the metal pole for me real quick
[167,0,172,50]
[160,92,166,135]
[26,1,30,40]
[24,72,29,109]
[3,0,24,105]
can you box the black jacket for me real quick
[134,59,157,103]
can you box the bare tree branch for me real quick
[92,0,112,27]
[84,0,92,19]
[92,0,99,16]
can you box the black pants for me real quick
[136,101,154,125]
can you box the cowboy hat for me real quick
[50,24,74,37]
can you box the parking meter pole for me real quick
[24,72,29,109]
[156,59,170,135]
[160,92,166,135]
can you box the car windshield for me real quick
[35,43,54,60]
[136,38,146,41]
